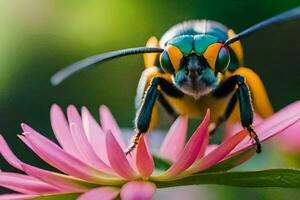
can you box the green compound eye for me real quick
[160,50,175,74]
[159,45,183,74]
[215,47,230,72]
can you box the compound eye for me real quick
[203,43,222,70]
[215,47,230,72]
[203,43,230,72]
[159,45,183,74]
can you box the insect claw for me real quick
[247,126,262,154]
[125,146,135,155]
[125,131,142,155]
[126,151,133,157]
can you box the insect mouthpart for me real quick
[183,54,204,80]
[173,54,219,98]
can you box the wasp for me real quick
[51,7,300,154]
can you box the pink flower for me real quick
[224,101,300,155]
[0,103,299,200]
[270,101,300,153]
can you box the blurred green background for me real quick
[1,0,300,199]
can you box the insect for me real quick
[51,7,300,154]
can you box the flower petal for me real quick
[50,104,80,158]
[0,172,61,194]
[0,135,84,191]
[106,131,137,180]
[77,187,120,200]
[227,101,300,156]
[230,116,300,156]
[120,181,156,200]
[21,163,89,192]
[0,194,38,200]
[223,113,263,140]
[259,101,300,129]
[0,135,24,170]
[274,122,300,153]
[67,105,111,170]
[81,107,109,164]
[69,123,113,173]
[21,130,122,184]
[156,110,210,179]
[204,144,219,156]
[159,116,188,162]
[136,135,154,178]
[187,129,248,173]
[100,105,125,149]
[66,105,83,128]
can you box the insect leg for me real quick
[213,75,261,153]
[126,77,183,154]
[236,76,261,153]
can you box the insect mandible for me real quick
[51,7,300,154]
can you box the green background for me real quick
[1,0,300,199]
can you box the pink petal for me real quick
[0,194,38,200]
[21,163,88,192]
[66,105,83,128]
[227,101,300,156]
[136,135,154,178]
[120,181,156,200]
[157,110,210,179]
[159,116,188,162]
[50,104,80,158]
[0,135,23,170]
[274,122,300,153]
[126,147,138,172]
[77,187,120,200]
[106,131,137,180]
[232,150,256,166]
[253,101,300,136]
[223,113,263,140]
[204,144,219,156]
[223,123,243,141]
[81,107,109,164]
[69,123,113,173]
[0,135,81,191]
[67,105,111,169]
[100,105,125,149]
[21,130,120,184]
[196,127,209,160]
[230,116,300,156]
[190,129,248,173]
[0,172,61,194]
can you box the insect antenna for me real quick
[51,47,164,85]
[225,6,300,46]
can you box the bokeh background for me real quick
[1,0,300,199]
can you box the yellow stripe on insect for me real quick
[166,45,183,72]
[227,29,244,65]
[144,36,160,68]
[203,43,223,70]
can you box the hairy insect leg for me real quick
[236,76,261,153]
[247,126,261,153]
[126,77,183,154]
[213,74,261,153]
[125,131,143,155]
